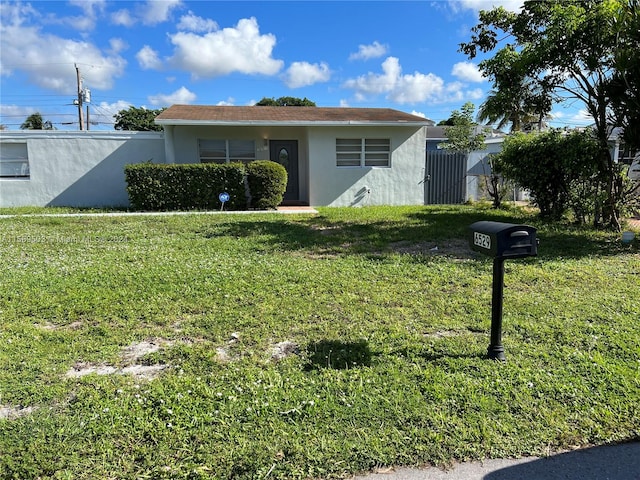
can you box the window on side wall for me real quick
[336,138,390,167]
[199,139,255,164]
[0,143,30,178]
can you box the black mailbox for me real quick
[469,221,537,259]
[468,221,538,361]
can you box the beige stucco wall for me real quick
[0,131,165,207]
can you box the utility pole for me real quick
[75,64,84,131]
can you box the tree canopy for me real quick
[439,102,486,154]
[114,106,165,131]
[21,112,53,130]
[460,0,639,229]
[255,97,316,106]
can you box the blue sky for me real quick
[0,0,592,130]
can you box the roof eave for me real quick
[155,119,430,127]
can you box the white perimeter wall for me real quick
[307,126,426,207]
[0,131,165,207]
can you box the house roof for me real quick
[155,105,434,127]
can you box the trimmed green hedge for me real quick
[246,160,288,210]
[124,163,247,211]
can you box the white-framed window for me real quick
[199,139,256,164]
[336,138,390,167]
[0,143,30,178]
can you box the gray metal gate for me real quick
[424,150,467,204]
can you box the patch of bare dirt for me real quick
[65,338,171,380]
[424,329,485,339]
[38,320,84,331]
[389,239,475,259]
[0,404,36,420]
[271,341,300,361]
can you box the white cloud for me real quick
[453,0,524,13]
[177,11,218,32]
[411,110,427,118]
[36,0,106,32]
[111,8,135,27]
[391,71,446,104]
[284,61,331,88]
[349,41,389,61]
[344,56,403,96]
[168,17,284,79]
[451,61,485,82]
[343,57,486,105]
[93,100,132,124]
[0,104,38,128]
[110,1,182,27]
[140,0,182,26]
[216,97,235,106]
[0,20,126,93]
[148,86,196,106]
[344,57,445,104]
[108,38,128,55]
[136,45,162,70]
[466,88,485,100]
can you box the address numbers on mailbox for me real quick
[473,231,491,250]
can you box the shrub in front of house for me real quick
[246,160,288,210]
[124,162,247,211]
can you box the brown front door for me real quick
[269,140,299,202]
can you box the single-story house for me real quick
[154,105,433,207]
[3,105,515,208]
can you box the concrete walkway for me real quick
[352,441,640,480]
[0,206,319,219]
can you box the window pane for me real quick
[229,140,255,163]
[0,143,29,178]
[337,158,361,167]
[364,158,389,167]
[336,139,362,167]
[336,139,362,153]
[364,139,390,167]
[199,139,226,163]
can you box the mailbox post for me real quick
[469,221,538,361]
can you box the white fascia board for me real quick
[154,120,430,127]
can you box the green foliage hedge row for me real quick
[124,161,288,211]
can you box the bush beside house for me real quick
[124,160,288,211]
[246,161,288,210]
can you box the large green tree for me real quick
[255,97,316,106]
[477,86,551,133]
[114,106,165,131]
[20,112,53,130]
[460,0,637,229]
[607,0,640,152]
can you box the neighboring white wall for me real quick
[0,131,165,207]
[307,126,426,206]
[466,138,504,202]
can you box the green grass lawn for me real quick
[1,204,638,479]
